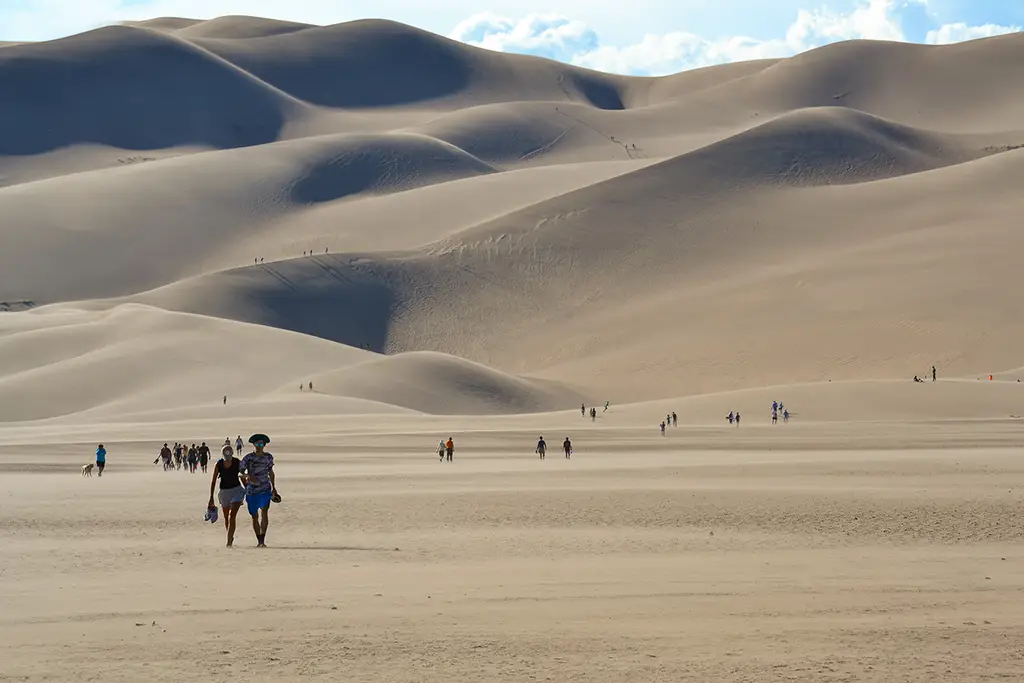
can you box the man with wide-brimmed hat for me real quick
[239,433,280,548]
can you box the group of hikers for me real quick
[436,436,573,460]
[581,402,610,421]
[535,436,572,459]
[155,441,213,473]
[770,401,789,424]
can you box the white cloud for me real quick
[449,12,598,63]
[925,21,1020,45]
[450,0,1019,76]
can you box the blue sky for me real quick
[2,0,1020,75]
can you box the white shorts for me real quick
[218,486,245,508]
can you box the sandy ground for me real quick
[4,418,1024,682]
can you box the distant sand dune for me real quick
[308,351,583,415]
[0,25,306,156]
[2,18,1024,418]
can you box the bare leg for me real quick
[259,507,270,545]
[251,514,261,543]
[227,504,241,547]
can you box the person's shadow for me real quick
[271,546,398,552]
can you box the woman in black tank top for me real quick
[217,457,241,489]
[208,447,244,547]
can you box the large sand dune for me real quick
[3,18,1024,682]
[3,20,1024,405]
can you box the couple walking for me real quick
[207,434,281,547]
[438,437,454,461]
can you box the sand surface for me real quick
[3,418,1024,682]
[3,15,1024,681]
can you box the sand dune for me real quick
[0,26,304,156]
[172,15,316,40]
[310,351,582,414]
[0,304,367,422]
[122,17,203,32]
[2,18,1024,409]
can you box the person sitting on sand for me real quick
[208,443,245,547]
[240,434,279,548]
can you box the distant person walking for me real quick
[95,444,106,476]
[581,404,586,417]
[932,365,937,382]
[604,401,610,412]
[672,412,677,427]
[240,433,279,548]
[308,381,313,392]
[157,443,171,469]
[438,439,446,462]
[235,436,244,454]
[198,442,211,473]
[223,395,227,405]
[783,409,790,423]
[208,443,245,547]
[445,437,454,462]
[660,421,666,435]
[563,437,572,459]
[536,436,547,459]
[735,412,741,427]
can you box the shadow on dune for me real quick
[134,255,399,352]
[0,26,290,155]
[195,20,474,108]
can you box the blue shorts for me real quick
[246,490,272,516]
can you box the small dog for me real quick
[82,463,94,477]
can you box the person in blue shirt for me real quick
[95,444,106,477]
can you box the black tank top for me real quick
[217,458,241,489]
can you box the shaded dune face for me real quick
[2,18,1024,417]
[0,26,294,155]
[193,21,479,108]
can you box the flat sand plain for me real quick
[3,415,1024,682]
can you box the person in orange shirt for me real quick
[445,437,454,462]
